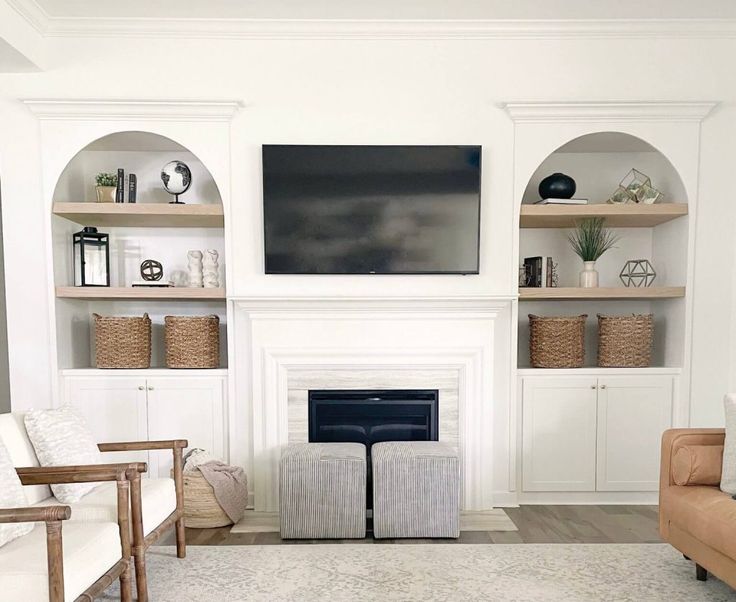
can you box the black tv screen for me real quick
[262,145,481,275]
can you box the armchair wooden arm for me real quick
[0,506,72,602]
[98,440,188,452]
[16,463,147,486]
[0,505,71,524]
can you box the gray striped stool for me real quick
[372,441,460,539]
[279,442,367,539]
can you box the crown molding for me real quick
[22,99,243,121]
[6,1,736,41]
[501,101,718,123]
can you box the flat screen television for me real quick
[262,145,481,275]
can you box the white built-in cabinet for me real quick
[521,373,674,493]
[60,372,227,478]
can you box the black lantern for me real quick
[73,227,110,287]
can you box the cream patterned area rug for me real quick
[101,544,736,601]
[230,509,518,533]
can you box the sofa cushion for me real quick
[663,484,736,560]
[24,406,103,503]
[722,394,736,494]
[37,477,177,536]
[0,521,121,602]
[0,413,52,504]
[673,444,724,486]
[0,438,33,547]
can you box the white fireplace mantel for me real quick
[230,296,513,512]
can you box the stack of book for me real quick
[522,256,555,288]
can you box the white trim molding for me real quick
[22,99,243,121]
[502,101,718,124]
[7,1,736,41]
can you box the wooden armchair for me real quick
[97,439,188,601]
[0,462,144,602]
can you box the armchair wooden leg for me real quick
[175,515,186,559]
[130,475,149,602]
[173,447,186,559]
[696,564,708,581]
[46,521,65,602]
[119,561,133,602]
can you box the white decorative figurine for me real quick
[187,250,203,288]
[202,249,220,288]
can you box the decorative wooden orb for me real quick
[140,259,164,282]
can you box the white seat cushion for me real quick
[36,478,177,536]
[0,521,121,602]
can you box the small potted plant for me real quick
[568,218,619,288]
[95,173,117,203]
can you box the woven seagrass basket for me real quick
[164,315,220,369]
[173,469,232,528]
[597,314,653,368]
[529,314,587,368]
[94,313,151,369]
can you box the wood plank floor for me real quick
[157,505,661,546]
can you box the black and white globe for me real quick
[160,160,192,202]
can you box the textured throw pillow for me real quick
[721,394,736,495]
[24,406,103,503]
[0,437,33,547]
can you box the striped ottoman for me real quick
[372,441,460,539]
[279,442,367,539]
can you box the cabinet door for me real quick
[63,377,149,464]
[522,377,598,492]
[596,376,673,491]
[145,377,226,478]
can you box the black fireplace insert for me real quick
[308,389,439,450]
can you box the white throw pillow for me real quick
[24,406,103,503]
[721,394,736,495]
[0,437,33,547]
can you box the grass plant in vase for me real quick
[568,218,619,288]
[95,172,118,203]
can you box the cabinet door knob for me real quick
[138,385,145,391]
[600,385,607,390]
[147,386,154,391]
[590,385,596,389]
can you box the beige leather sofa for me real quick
[660,428,736,589]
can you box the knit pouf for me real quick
[372,441,460,539]
[279,442,366,539]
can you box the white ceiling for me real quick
[24,0,736,21]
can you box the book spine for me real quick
[116,169,125,203]
[546,257,553,287]
[541,257,548,288]
[128,174,137,203]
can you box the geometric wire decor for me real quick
[619,259,657,287]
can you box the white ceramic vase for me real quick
[579,261,599,288]
[202,249,220,288]
[187,250,203,288]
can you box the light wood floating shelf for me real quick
[518,286,685,300]
[519,203,688,228]
[55,287,226,300]
[52,202,224,227]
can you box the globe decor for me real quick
[161,160,192,204]
[620,259,657,287]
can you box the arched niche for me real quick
[52,130,223,206]
[521,132,687,206]
[517,131,690,369]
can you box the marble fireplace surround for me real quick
[231,297,513,512]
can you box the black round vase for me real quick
[539,173,576,200]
